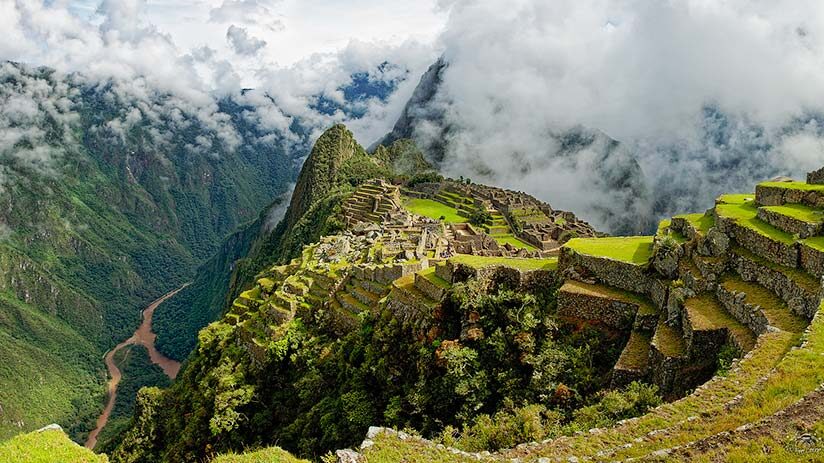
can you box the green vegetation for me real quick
[720,275,808,333]
[731,245,820,293]
[801,236,824,252]
[113,264,639,461]
[761,204,824,224]
[758,181,824,192]
[684,294,756,351]
[652,322,687,358]
[0,428,108,463]
[561,280,656,315]
[615,332,651,370]
[95,345,171,452]
[716,201,795,244]
[213,447,310,463]
[418,267,451,290]
[449,254,558,271]
[493,234,539,250]
[674,212,715,235]
[403,198,466,223]
[563,236,654,265]
[716,193,754,205]
[0,64,299,441]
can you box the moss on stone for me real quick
[615,331,652,371]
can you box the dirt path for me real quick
[85,284,189,449]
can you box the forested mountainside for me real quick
[0,61,301,442]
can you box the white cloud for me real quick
[419,0,824,231]
[226,25,267,56]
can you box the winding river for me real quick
[85,284,189,449]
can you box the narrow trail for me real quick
[85,284,189,450]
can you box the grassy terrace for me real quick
[493,234,538,250]
[403,198,466,223]
[615,331,652,370]
[685,294,756,351]
[720,275,808,333]
[715,201,795,244]
[758,181,824,192]
[418,267,451,289]
[802,236,824,252]
[731,245,820,293]
[674,212,715,236]
[657,219,687,243]
[716,193,754,205]
[449,254,558,271]
[563,236,654,266]
[0,429,107,463]
[561,280,656,315]
[761,203,824,224]
[652,321,687,358]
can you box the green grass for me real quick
[716,194,755,205]
[674,212,715,235]
[615,331,652,371]
[0,429,107,463]
[759,181,824,192]
[403,198,466,223]
[418,267,452,289]
[360,433,477,462]
[715,202,795,244]
[449,254,558,271]
[657,219,687,243]
[493,234,538,250]
[652,322,687,358]
[560,280,656,315]
[684,294,756,351]
[730,245,820,293]
[801,236,824,252]
[212,446,309,463]
[720,275,809,333]
[761,204,824,224]
[563,236,654,265]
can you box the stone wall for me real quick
[414,273,448,301]
[757,207,823,238]
[716,284,770,335]
[800,243,824,281]
[755,184,824,208]
[808,167,824,185]
[559,248,652,294]
[557,289,639,330]
[716,214,798,268]
[732,249,822,320]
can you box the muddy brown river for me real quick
[85,284,188,449]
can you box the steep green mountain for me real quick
[0,62,299,442]
[152,126,427,362]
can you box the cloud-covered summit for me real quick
[388,0,824,232]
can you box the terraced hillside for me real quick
[322,175,824,462]
[109,125,824,462]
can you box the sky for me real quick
[5,0,824,232]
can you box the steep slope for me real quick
[0,62,298,442]
[0,426,107,463]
